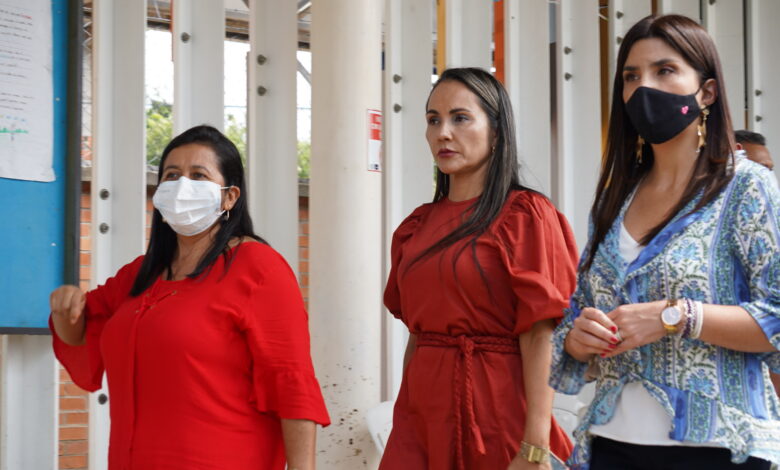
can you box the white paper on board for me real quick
[0,0,55,183]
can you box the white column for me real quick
[554,0,601,249]
[309,0,383,467]
[504,0,552,195]
[703,0,746,130]
[657,0,702,22]
[90,0,148,468]
[0,336,57,470]
[445,0,492,70]
[607,0,652,99]
[383,0,434,400]
[747,0,780,181]
[247,0,299,271]
[172,0,225,133]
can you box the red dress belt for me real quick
[416,332,520,470]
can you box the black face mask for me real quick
[624,86,702,144]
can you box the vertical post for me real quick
[703,0,746,130]
[90,0,147,468]
[607,0,652,101]
[657,0,702,21]
[247,0,299,270]
[504,0,552,194]
[555,0,601,248]
[383,0,434,400]
[0,336,58,470]
[746,0,780,181]
[172,0,225,134]
[309,0,383,467]
[445,0,492,69]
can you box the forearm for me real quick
[519,319,556,447]
[281,418,317,470]
[50,312,86,346]
[698,304,775,352]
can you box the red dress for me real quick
[380,191,577,470]
[51,242,330,470]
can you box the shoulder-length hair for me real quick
[408,67,533,268]
[583,14,735,272]
[129,125,265,296]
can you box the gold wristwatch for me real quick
[661,299,684,335]
[519,441,550,464]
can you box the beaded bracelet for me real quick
[682,299,696,338]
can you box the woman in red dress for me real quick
[379,68,577,470]
[49,125,329,470]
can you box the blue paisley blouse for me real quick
[550,157,780,469]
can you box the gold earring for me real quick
[636,136,645,165]
[697,107,710,151]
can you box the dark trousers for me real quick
[589,437,772,470]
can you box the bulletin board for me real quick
[0,0,81,332]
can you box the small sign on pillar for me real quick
[367,109,382,172]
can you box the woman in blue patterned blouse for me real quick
[550,14,780,470]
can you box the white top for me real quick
[588,222,719,447]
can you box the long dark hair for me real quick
[130,125,265,296]
[408,67,533,269]
[583,14,735,272]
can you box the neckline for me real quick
[156,241,256,283]
[620,222,642,247]
[442,194,480,206]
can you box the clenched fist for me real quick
[49,285,87,345]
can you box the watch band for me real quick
[520,441,550,464]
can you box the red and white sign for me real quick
[367,109,382,172]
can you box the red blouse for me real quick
[51,242,330,470]
[380,190,578,470]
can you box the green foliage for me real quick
[146,99,172,167]
[225,114,247,165]
[297,140,311,179]
[145,104,311,179]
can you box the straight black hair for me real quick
[406,67,534,272]
[583,14,735,272]
[130,125,265,296]
[735,129,766,146]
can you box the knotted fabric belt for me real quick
[416,332,520,470]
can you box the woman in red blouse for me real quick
[378,68,577,470]
[49,125,329,470]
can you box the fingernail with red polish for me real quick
[610,326,618,333]
[600,353,606,358]
[609,344,617,349]
[611,336,619,343]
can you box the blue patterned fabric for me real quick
[550,157,780,469]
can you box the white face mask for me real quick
[152,177,230,236]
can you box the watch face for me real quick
[661,306,682,325]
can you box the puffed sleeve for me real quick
[729,166,780,370]
[384,204,432,321]
[237,247,330,426]
[50,256,144,392]
[494,191,579,335]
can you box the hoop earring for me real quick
[636,136,645,165]
[697,107,710,151]
[224,210,230,222]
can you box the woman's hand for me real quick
[49,285,87,346]
[563,307,620,362]
[602,300,667,358]
[507,456,552,470]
